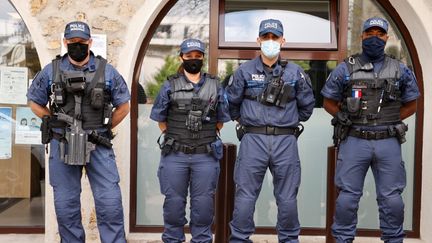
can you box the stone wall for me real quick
[29,0,145,67]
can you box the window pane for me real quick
[136,0,210,226]
[224,0,331,43]
[0,1,43,228]
[347,0,415,230]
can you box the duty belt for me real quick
[173,142,212,154]
[348,129,395,140]
[244,94,259,101]
[244,126,297,136]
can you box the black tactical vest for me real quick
[166,73,219,147]
[342,55,402,126]
[51,55,111,130]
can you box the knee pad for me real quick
[335,192,361,225]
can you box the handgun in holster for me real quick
[40,115,52,144]
[235,124,246,141]
[293,124,304,139]
[394,123,408,144]
[161,137,175,156]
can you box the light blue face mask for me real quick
[261,40,281,59]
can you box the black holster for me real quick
[331,112,352,147]
[40,115,52,144]
[393,123,408,144]
[235,124,246,141]
[158,134,175,156]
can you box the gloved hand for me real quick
[186,110,203,132]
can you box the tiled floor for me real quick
[127,233,426,243]
[0,233,426,242]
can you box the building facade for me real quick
[0,0,431,242]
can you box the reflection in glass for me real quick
[0,1,43,228]
[224,0,330,43]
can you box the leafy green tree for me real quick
[146,55,181,99]
[219,60,235,81]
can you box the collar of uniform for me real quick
[255,56,281,73]
[182,73,205,88]
[61,52,97,72]
[359,52,385,64]
[254,56,265,73]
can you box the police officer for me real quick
[321,17,420,243]
[226,19,315,243]
[27,21,130,243]
[150,38,230,243]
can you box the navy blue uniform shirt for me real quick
[150,73,231,123]
[27,53,130,108]
[226,56,315,127]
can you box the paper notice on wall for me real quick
[15,107,42,145]
[0,107,12,159]
[60,33,107,58]
[0,66,28,105]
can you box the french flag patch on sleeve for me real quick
[352,89,362,98]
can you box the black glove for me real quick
[186,110,203,132]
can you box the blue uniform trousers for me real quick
[332,136,406,243]
[49,139,126,243]
[229,134,301,243]
[158,152,220,243]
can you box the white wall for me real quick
[389,0,432,242]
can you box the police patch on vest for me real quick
[251,74,265,82]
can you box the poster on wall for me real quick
[15,107,42,145]
[61,33,107,58]
[0,66,28,105]
[0,107,12,159]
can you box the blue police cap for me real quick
[64,21,91,40]
[180,38,205,54]
[362,17,388,33]
[259,19,283,37]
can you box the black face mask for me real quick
[182,59,203,74]
[67,42,89,62]
[362,36,386,62]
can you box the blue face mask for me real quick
[362,36,386,62]
[261,40,281,59]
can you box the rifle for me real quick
[56,95,95,165]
